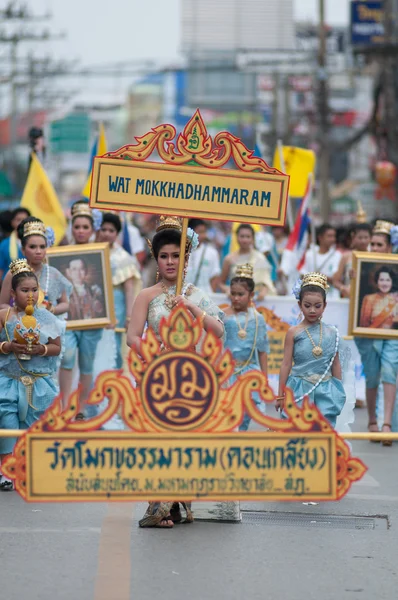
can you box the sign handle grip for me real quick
[176,218,188,296]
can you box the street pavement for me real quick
[0,407,397,600]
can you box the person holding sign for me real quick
[127,215,224,527]
[223,263,269,431]
[277,273,346,428]
[219,223,276,301]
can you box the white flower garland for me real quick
[294,324,340,403]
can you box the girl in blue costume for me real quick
[99,213,141,369]
[0,217,71,319]
[277,272,346,428]
[223,263,269,431]
[0,259,62,491]
[59,200,103,419]
[354,220,398,445]
[127,215,225,528]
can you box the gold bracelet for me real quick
[0,341,10,354]
[200,311,207,326]
[40,344,48,357]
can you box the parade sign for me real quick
[89,110,289,226]
[4,307,366,503]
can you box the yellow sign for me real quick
[26,432,336,502]
[4,306,367,504]
[89,110,289,227]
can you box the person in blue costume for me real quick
[59,200,103,419]
[223,263,269,431]
[99,213,141,369]
[277,272,346,428]
[0,207,30,281]
[354,220,398,446]
[0,259,62,491]
[127,215,224,528]
[0,217,71,319]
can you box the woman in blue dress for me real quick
[98,213,141,369]
[223,263,269,431]
[277,272,346,428]
[0,260,62,490]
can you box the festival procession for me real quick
[0,1,397,599]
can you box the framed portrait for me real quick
[46,243,116,330]
[348,251,398,339]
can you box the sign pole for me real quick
[176,218,188,296]
[277,139,294,230]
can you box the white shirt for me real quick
[186,243,221,294]
[302,245,342,299]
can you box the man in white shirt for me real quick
[186,219,221,294]
[301,223,342,299]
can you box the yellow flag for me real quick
[82,123,107,199]
[273,146,316,198]
[21,153,66,245]
[230,222,262,253]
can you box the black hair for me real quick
[11,270,38,292]
[11,207,31,221]
[352,223,372,236]
[188,218,206,230]
[299,284,327,303]
[230,276,255,293]
[374,266,395,285]
[17,216,45,246]
[236,223,255,237]
[102,213,121,233]
[152,229,182,260]
[317,223,335,240]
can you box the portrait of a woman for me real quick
[359,267,398,329]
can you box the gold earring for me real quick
[156,268,159,283]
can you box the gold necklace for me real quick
[304,321,323,358]
[235,310,250,339]
[161,281,176,310]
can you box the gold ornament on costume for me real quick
[235,263,254,280]
[155,215,182,233]
[305,321,324,358]
[71,203,93,220]
[9,259,34,277]
[14,292,40,361]
[301,272,329,292]
[356,201,367,224]
[373,220,394,236]
[23,221,46,239]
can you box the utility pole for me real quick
[318,0,331,222]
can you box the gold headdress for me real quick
[9,259,34,277]
[373,220,394,236]
[23,220,46,239]
[301,272,329,291]
[235,263,254,279]
[356,200,367,224]
[71,202,93,220]
[155,215,182,233]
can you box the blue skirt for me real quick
[286,375,346,428]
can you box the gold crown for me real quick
[155,215,182,233]
[71,202,93,220]
[9,259,34,277]
[301,272,329,291]
[23,220,46,239]
[356,200,367,224]
[235,263,254,279]
[373,220,394,236]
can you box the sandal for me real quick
[382,423,393,447]
[0,480,14,491]
[75,413,85,421]
[368,421,380,444]
[170,503,182,524]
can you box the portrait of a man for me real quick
[66,257,105,321]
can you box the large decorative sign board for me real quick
[4,308,366,502]
[89,110,289,227]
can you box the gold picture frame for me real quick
[46,243,116,330]
[348,251,398,339]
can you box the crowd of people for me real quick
[0,202,397,512]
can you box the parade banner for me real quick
[89,110,289,227]
[4,307,366,503]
